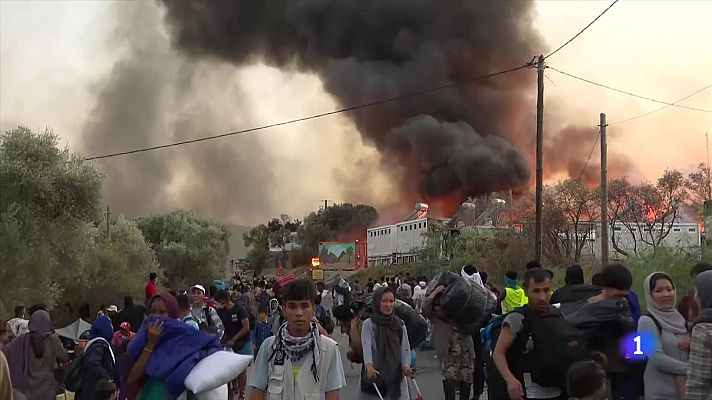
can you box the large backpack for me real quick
[481,314,508,355]
[64,356,84,393]
[519,306,589,390]
[482,312,522,400]
[315,305,335,334]
[65,338,115,393]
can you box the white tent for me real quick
[56,319,92,340]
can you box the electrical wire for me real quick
[548,66,712,113]
[544,0,620,60]
[610,83,712,125]
[576,131,600,182]
[85,63,532,161]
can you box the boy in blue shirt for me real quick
[254,308,273,357]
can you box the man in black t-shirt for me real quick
[215,289,251,399]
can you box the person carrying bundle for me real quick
[423,285,476,400]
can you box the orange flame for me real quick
[645,205,657,222]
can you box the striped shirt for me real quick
[686,322,712,400]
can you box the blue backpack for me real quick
[481,314,507,354]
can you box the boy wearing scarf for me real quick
[249,279,346,400]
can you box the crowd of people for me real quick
[331,263,712,400]
[0,262,710,400]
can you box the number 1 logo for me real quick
[633,335,643,355]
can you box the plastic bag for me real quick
[360,295,428,348]
[334,277,351,295]
[439,276,496,333]
[425,272,459,296]
[395,300,428,347]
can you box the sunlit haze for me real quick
[1,0,710,225]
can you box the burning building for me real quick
[366,199,507,266]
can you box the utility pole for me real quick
[706,132,710,200]
[600,113,609,269]
[105,205,111,241]
[320,200,330,211]
[534,55,545,262]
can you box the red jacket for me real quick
[145,280,157,304]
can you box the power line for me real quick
[548,66,712,113]
[610,83,712,125]
[576,131,600,182]
[85,63,533,161]
[544,0,620,60]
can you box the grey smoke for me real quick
[81,2,277,222]
[160,0,545,212]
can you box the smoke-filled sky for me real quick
[1,1,711,225]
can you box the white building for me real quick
[367,217,451,266]
[579,222,701,260]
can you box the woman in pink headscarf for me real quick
[3,310,68,400]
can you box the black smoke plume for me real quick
[160,1,544,213]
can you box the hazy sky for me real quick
[1,1,711,224]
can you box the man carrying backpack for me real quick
[567,264,636,400]
[190,284,225,339]
[423,285,476,400]
[493,268,586,400]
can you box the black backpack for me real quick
[200,307,219,335]
[65,339,114,393]
[64,356,84,393]
[519,306,589,390]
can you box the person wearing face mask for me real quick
[686,270,712,400]
[127,292,221,399]
[360,287,413,400]
[638,272,690,399]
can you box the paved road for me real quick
[333,332,488,400]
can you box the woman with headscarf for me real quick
[637,272,690,399]
[127,292,178,399]
[360,287,413,400]
[686,270,712,400]
[3,310,68,400]
[75,315,119,400]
